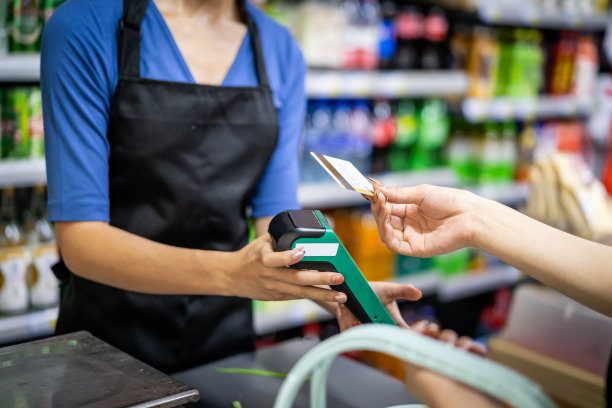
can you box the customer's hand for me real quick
[335,281,422,328]
[337,306,500,408]
[368,181,480,257]
[226,234,348,303]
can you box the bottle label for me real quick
[0,248,29,313]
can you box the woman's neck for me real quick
[155,0,240,23]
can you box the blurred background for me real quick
[0,2,611,406]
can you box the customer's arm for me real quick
[369,183,612,317]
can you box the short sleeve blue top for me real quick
[41,0,305,222]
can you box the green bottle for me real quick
[7,87,29,158]
[0,0,9,54]
[410,99,449,170]
[28,87,43,158]
[499,121,517,183]
[390,100,417,172]
[479,122,502,184]
[9,0,43,52]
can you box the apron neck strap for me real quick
[118,0,271,89]
[238,1,270,89]
[118,0,149,78]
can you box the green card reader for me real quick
[268,210,396,326]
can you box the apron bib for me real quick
[54,0,279,373]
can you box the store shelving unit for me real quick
[475,3,609,30]
[306,69,469,99]
[299,168,529,209]
[0,53,40,82]
[462,96,595,123]
[254,264,523,335]
[0,158,46,188]
[0,306,58,345]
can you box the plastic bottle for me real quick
[0,0,8,54]
[500,121,518,183]
[467,27,499,98]
[9,0,44,52]
[370,100,395,173]
[479,122,503,184]
[28,87,43,158]
[378,0,396,70]
[394,5,423,70]
[572,36,598,98]
[389,100,417,172]
[0,187,29,314]
[358,0,381,71]
[411,99,449,170]
[420,7,449,70]
[349,100,373,175]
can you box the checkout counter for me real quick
[0,330,416,408]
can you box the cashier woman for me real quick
[40,0,422,374]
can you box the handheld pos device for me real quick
[268,210,396,326]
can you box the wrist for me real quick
[194,249,237,296]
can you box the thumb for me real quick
[387,283,422,302]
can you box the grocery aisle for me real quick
[0,1,611,407]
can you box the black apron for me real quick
[53,0,279,373]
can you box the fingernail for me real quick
[292,250,305,261]
[367,177,384,185]
[335,293,347,303]
[372,190,378,204]
[332,274,344,284]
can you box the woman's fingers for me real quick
[277,268,345,287]
[271,280,348,303]
[379,184,429,205]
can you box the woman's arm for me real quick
[56,220,348,303]
[370,183,612,317]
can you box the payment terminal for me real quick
[268,210,396,325]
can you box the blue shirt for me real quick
[41,0,305,222]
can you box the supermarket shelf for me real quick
[0,158,46,188]
[299,168,529,209]
[476,3,609,30]
[306,70,469,99]
[299,168,456,209]
[462,96,594,123]
[0,53,40,82]
[0,306,58,345]
[253,265,523,335]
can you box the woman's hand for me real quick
[224,234,349,303]
[368,182,482,257]
[337,306,500,408]
[335,281,422,328]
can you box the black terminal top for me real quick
[268,210,326,251]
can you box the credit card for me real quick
[310,152,374,196]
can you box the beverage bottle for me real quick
[28,87,43,158]
[378,0,396,70]
[394,5,422,70]
[370,100,395,173]
[9,0,44,52]
[479,122,503,184]
[411,99,449,169]
[500,121,518,183]
[467,27,499,98]
[24,185,59,309]
[547,31,577,95]
[0,0,8,54]
[389,100,416,172]
[342,0,361,70]
[571,36,598,98]
[7,87,30,158]
[420,7,449,70]
[349,99,373,174]
[304,100,333,182]
[358,0,381,71]
[1,88,16,159]
[0,187,29,314]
